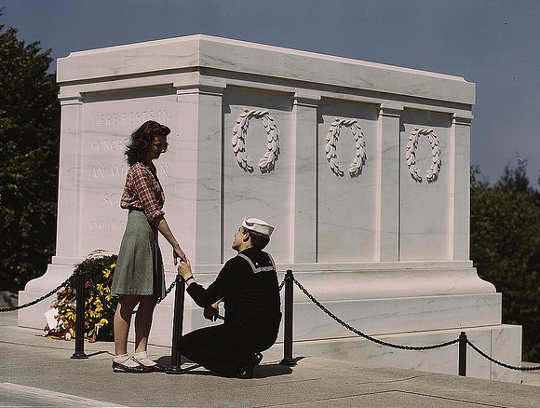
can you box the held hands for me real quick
[173,247,187,265]
[177,258,192,281]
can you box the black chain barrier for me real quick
[465,338,540,372]
[159,279,177,303]
[290,275,540,372]
[292,277,460,351]
[0,273,75,313]
[278,278,286,292]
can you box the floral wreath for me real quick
[325,118,367,178]
[232,108,280,173]
[406,127,442,183]
[44,251,118,342]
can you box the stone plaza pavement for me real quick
[1,311,539,408]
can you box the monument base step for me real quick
[284,325,522,383]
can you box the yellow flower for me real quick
[103,269,111,278]
[96,318,108,327]
[110,263,116,269]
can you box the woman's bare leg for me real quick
[134,296,158,353]
[113,295,140,356]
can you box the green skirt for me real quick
[111,209,165,298]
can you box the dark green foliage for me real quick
[471,163,540,362]
[0,21,60,292]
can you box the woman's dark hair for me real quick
[244,228,270,250]
[125,120,170,165]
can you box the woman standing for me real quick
[111,120,186,373]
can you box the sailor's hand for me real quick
[203,304,219,322]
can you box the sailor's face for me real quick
[232,227,246,251]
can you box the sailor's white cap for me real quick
[242,217,274,237]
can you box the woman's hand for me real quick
[153,216,186,265]
[177,258,192,281]
[173,247,187,265]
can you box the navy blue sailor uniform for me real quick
[178,247,282,377]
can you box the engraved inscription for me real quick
[92,113,120,126]
[89,220,126,231]
[92,109,171,126]
[92,165,129,179]
[91,164,171,179]
[103,193,121,207]
[91,139,126,152]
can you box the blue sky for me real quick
[2,0,539,184]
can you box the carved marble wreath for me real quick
[232,109,280,173]
[325,118,367,178]
[406,127,442,183]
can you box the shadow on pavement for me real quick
[155,355,297,378]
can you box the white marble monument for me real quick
[19,35,521,382]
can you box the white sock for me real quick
[133,351,157,367]
[113,353,140,368]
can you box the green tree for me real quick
[0,20,60,292]
[471,163,540,362]
[496,160,540,205]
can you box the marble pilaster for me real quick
[451,114,473,260]
[292,92,320,263]
[376,104,403,261]
[173,76,226,265]
[56,93,84,258]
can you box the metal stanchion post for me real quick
[280,270,296,366]
[71,268,88,359]
[458,331,467,376]
[167,274,186,374]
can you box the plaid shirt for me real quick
[120,162,165,222]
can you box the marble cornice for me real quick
[293,92,321,108]
[453,113,474,126]
[379,104,404,117]
[57,35,475,106]
[58,92,83,105]
[173,73,227,97]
